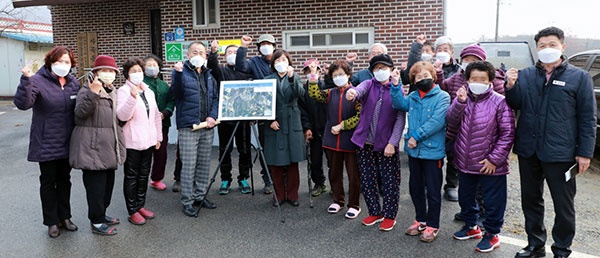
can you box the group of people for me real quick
[15,26,595,258]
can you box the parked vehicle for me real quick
[568,50,600,148]
[454,41,535,70]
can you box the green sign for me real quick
[165,43,183,62]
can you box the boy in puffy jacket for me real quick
[446,61,515,253]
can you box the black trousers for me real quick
[518,155,576,257]
[38,159,72,226]
[82,169,115,224]
[218,121,252,182]
[123,148,153,215]
[444,141,459,190]
[308,133,328,186]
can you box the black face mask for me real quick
[415,78,434,92]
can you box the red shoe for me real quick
[150,181,167,191]
[379,218,396,231]
[138,207,155,219]
[128,212,146,225]
[361,215,384,226]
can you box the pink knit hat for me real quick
[460,44,487,61]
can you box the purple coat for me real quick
[446,88,515,175]
[351,78,405,151]
[13,66,79,162]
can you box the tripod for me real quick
[195,121,285,223]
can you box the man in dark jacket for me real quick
[171,42,219,217]
[207,41,254,195]
[505,27,596,258]
[235,34,277,194]
[298,59,330,197]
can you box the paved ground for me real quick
[1,100,599,258]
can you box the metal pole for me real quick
[495,0,500,41]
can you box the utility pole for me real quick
[495,0,500,41]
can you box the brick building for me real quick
[13,0,445,76]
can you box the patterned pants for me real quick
[357,144,401,219]
[178,128,214,206]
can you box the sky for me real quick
[1,0,597,43]
[445,0,600,43]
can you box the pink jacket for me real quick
[117,81,162,150]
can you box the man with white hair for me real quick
[350,43,388,86]
[434,36,460,79]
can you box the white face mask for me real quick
[259,45,274,56]
[97,71,116,85]
[129,72,144,85]
[436,52,451,64]
[421,53,433,62]
[274,61,288,73]
[51,63,71,77]
[190,55,206,68]
[460,62,470,71]
[145,67,159,78]
[468,82,490,95]
[373,68,391,82]
[226,54,236,65]
[333,75,349,87]
[537,47,562,64]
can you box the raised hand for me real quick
[457,86,467,103]
[174,62,184,72]
[210,40,219,53]
[506,68,518,89]
[88,74,103,94]
[21,66,32,77]
[391,68,401,86]
[241,35,252,48]
[287,66,294,78]
[416,34,427,45]
[346,88,357,101]
[346,52,357,63]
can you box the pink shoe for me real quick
[128,212,146,225]
[405,220,427,236]
[420,226,439,242]
[138,207,155,219]
[150,181,167,191]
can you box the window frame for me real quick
[192,0,220,29]
[283,28,374,51]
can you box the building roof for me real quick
[0,31,53,43]
[12,0,111,7]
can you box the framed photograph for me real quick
[218,79,276,121]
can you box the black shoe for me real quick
[182,205,198,217]
[48,225,60,238]
[454,212,464,221]
[288,200,299,206]
[515,245,546,257]
[194,199,217,209]
[104,216,120,225]
[58,219,78,231]
[91,223,117,236]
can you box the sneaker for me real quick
[453,225,483,240]
[420,226,439,242]
[379,218,396,231]
[361,215,384,226]
[444,188,459,202]
[91,223,117,236]
[311,184,328,197]
[405,221,427,236]
[239,179,251,194]
[150,180,167,191]
[263,184,273,194]
[219,181,231,195]
[454,212,464,221]
[172,180,181,192]
[138,207,155,219]
[128,212,146,225]
[476,233,500,253]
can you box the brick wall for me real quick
[52,0,443,78]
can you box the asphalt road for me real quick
[1,100,599,258]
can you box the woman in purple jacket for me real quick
[346,54,405,231]
[446,61,515,253]
[13,46,80,238]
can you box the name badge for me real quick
[553,80,566,86]
[70,95,77,99]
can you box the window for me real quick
[283,28,374,50]
[193,0,219,28]
[589,56,600,88]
